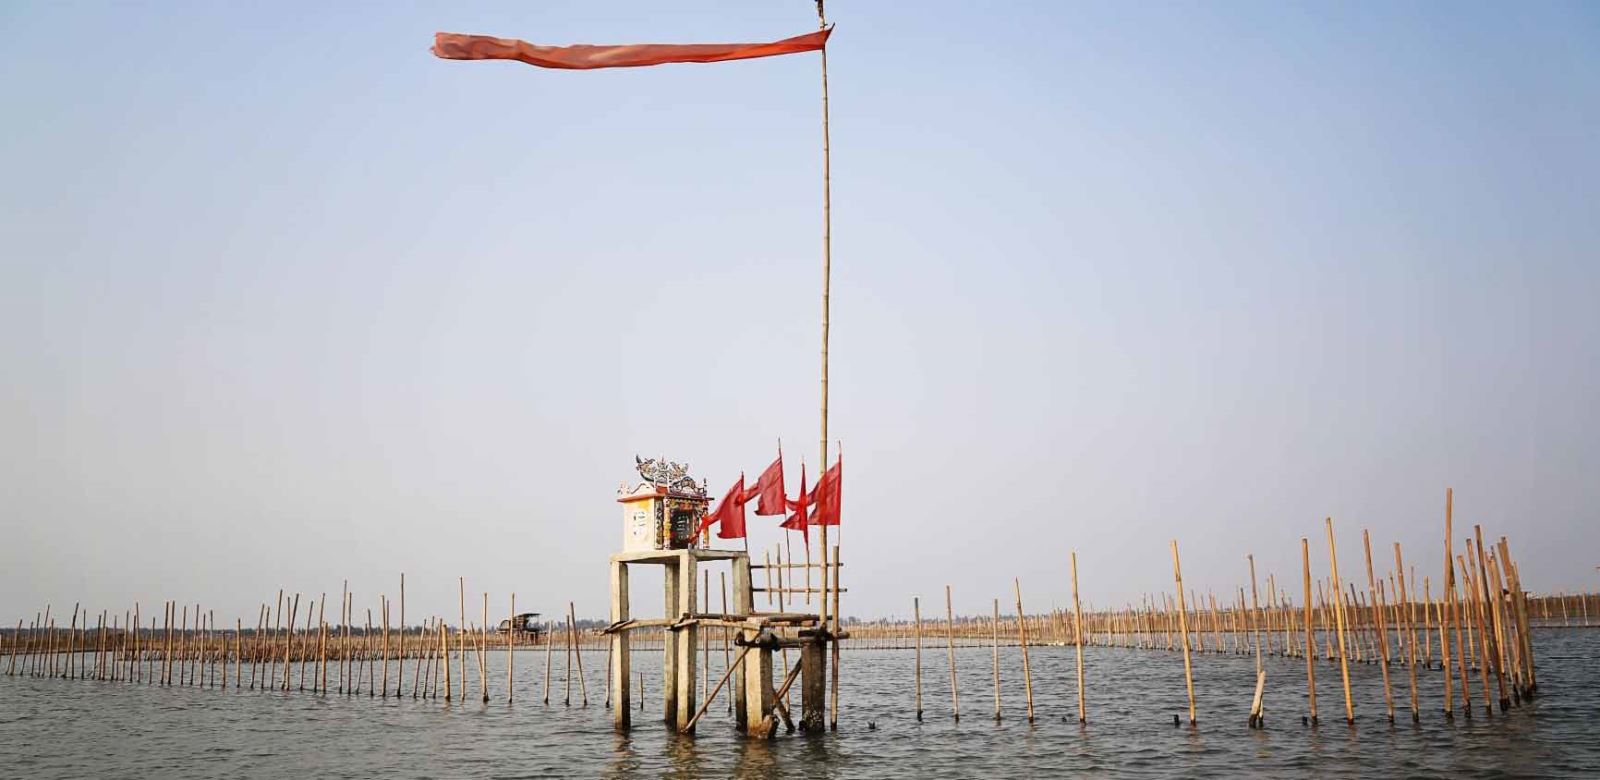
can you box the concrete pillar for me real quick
[676,552,699,732]
[800,635,827,731]
[732,555,753,730]
[610,560,629,729]
[663,558,678,724]
[742,636,774,738]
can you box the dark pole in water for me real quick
[1071,551,1086,724]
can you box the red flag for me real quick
[780,462,809,545]
[808,456,841,527]
[750,451,786,517]
[432,28,830,71]
[715,474,748,540]
[696,474,747,542]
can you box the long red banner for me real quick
[431,28,830,70]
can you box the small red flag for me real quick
[750,451,786,517]
[780,462,809,545]
[431,28,830,71]
[808,456,841,527]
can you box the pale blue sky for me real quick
[2,2,1597,622]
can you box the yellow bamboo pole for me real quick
[1171,541,1196,726]
[1395,543,1420,721]
[1325,519,1354,724]
[1301,538,1318,724]
[1014,578,1034,723]
[1361,530,1394,722]
[1443,488,1461,717]
[945,585,959,721]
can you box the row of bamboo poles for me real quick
[0,492,1575,731]
[0,580,797,728]
[857,492,1554,727]
[840,591,1594,650]
[0,576,628,707]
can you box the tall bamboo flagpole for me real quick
[815,0,841,731]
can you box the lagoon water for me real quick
[3,631,1598,778]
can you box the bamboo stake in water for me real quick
[339,581,348,694]
[317,595,328,695]
[480,594,490,704]
[365,608,374,697]
[542,617,553,705]
[286,594,301,692]
[459,578,468,702]
[1460,548,1491,717]
[398,574,406,698]
[562,605,572,706]
[1072,550,1086,724]
[945,585,959,721]
[1248,554,1265,727]
[1395,543,1420,721]
[1475,527,1510,711]
[1014,578,1035,723]
[1361,530,1394,722]
[1443,488,1461,717]
[411,615,426,699]
[1301,538,1318,724]
[1325,519,1354,724]
[507,593,515,704]
[380,596,390,699]
[1171,541,1196,726]
[990,598,1001,722]
[913,596,923,721]
[440,621,451,704]
[570,601,589,706]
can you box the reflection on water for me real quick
[2,631,1597,778]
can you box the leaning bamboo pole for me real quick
[1325,519,1354,724]
[1361,530,1394,722]
[1014,578,1034,723]
[1460,549,1492,716]
[569,601,589,706]
[1171,541,1196,726]
[1475,527,1509,711]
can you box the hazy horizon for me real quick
[3,1,1598,625]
